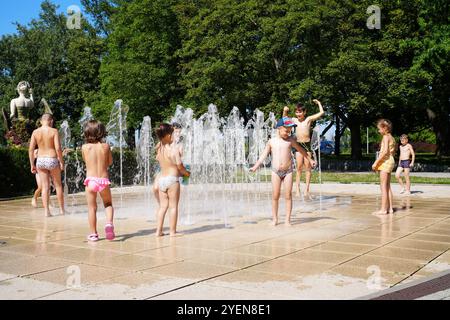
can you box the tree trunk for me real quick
[349,118,362,160]
[434,119,450,157]
[334,114,341,156]
[427,107,450,157]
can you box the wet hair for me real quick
[400,134,408,140]
[377,119,392,133]
[171,122,182,129]
[84,120,107,143]
[295,103,306,112]
[156,123,174,140]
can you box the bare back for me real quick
[156,143,181,177]
[270,137,294,171]
[33,126,60,158]
[82,143,112,178]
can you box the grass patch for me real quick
[321,153,450,166]
[244,172,450,185]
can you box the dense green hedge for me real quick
[0,147,36,198]
[0,147,157,199]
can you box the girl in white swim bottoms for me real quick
[158,175,179,192]
[155,123,190,237]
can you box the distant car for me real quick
[320,140,334,155]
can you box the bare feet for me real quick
[271,219,278,226]
[372,210,388,216]
[155,229,165,237]
[170,232,184,237]
[285,221,293,226]
[295,187,301,198]
[31,197,37,208]
[45,211,53,217]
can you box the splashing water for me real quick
[60,103,324,224]
[134,116,154,186]
[59,120,71,197]
[106,100,129,190]
[78,107,94,141]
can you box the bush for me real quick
[0,147,36,198]
[0,147,153,198]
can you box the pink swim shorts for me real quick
[84,177,111,192]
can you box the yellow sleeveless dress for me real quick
[377,137,396,173]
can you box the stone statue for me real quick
[5,81,38,145]
[10,81,34,121]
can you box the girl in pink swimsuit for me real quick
[82,120,115,242]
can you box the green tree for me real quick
[291,0,427,159]
[413,0,450,156]
[0,1,103,137]
[95,0,182,127]
[81,0,129,36]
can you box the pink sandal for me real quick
[105,224,115,241]
[87,233,99,242]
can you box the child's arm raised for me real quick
[282,106,290,118]
[28,132,37,173]
[250,141,271,172]
[409,144,415,168]
[307,99,325,122]
[291,138,316,168]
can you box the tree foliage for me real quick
[0,0,448,157]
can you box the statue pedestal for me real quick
[6,119,35,146]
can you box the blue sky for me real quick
[0,0,83,36]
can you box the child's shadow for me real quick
[115,228,157,242]
[178,224,233,235]
[289,216,336,225]
[115,224,231,241]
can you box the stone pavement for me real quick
[0,184,449,300]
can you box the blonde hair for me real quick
[377,119,392,133]
[400,134,408,140]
